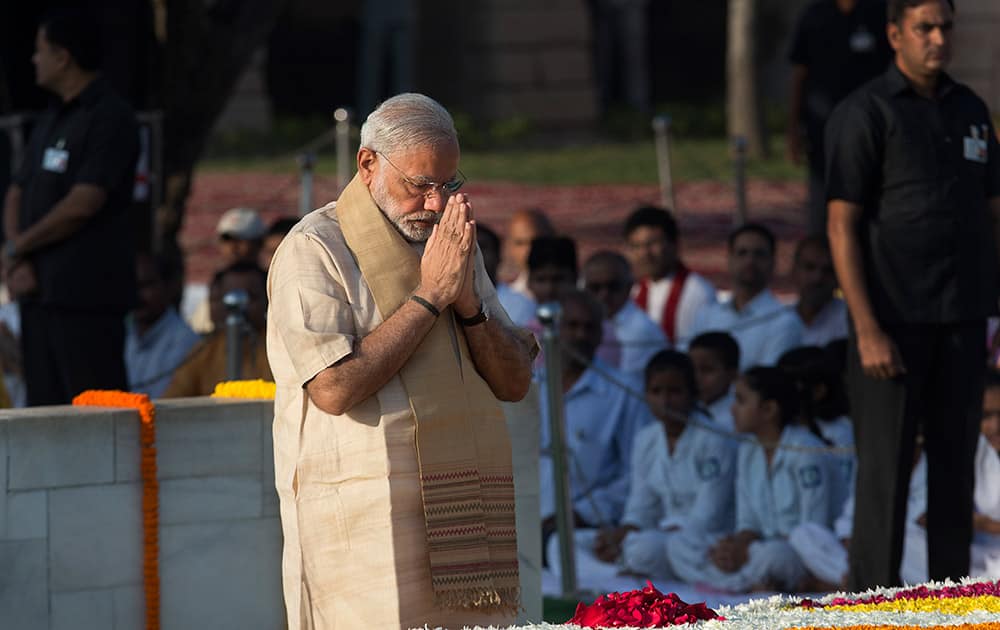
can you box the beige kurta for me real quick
[266,201,520,630]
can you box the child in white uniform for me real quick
[592,350,739,579]
[689,332,741,432]
[971,370,1000,578]
[680,366,834,592]
[778,345,855,515]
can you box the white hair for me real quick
[359,93,458,156]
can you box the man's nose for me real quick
[424,191,447,212]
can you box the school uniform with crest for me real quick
[617,412,738,578]
[678,424,833,591]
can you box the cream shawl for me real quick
[336,174,520,612]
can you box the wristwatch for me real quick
[456,301,489,327]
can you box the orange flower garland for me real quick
[73,390,159,630]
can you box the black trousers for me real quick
[847,321,984,590]
[21,302,128,406]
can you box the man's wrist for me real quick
[3,240,18,260]
[456,301,488,327]
[453,294,482,320]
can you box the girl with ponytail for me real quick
[691,366,835,592]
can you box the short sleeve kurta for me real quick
[265,202,517,630]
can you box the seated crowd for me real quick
[497,204,1000,593]
[7,195,1000,594]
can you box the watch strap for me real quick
[456,303,488,327]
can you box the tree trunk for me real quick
[156,0,289,267]
[726,0,768,159]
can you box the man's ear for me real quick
[887,22,902,51]
[52,45,73,72]
[357,148,377,185]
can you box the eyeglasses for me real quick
[376,151,466,199]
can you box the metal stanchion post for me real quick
[334,107,351,193]
[537,302,577,598]
[298,151,316,217]
[223,289,249,381]
[733,136,748,227]
[652,115,676,211]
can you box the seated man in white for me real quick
[583,250,668,376]
[791,235,848,346]
[688,223,803,369]
[501,207,555,298]
[539,289,652,558]
[688,331,740,432]
[125,253,200,398]
[624,206,715,347]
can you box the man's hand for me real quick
[593,526,631,563]
[5,260,37,299]
[856,327,906,380]
[709,532,754,573]
[417,193,474,310]
[452,195,481,319]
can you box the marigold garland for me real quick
[211,379,276,399]
[73,390,159,630]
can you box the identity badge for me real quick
[964,124,988,163]
[849,28,875,53]
[42,142,70,173]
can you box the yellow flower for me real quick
[211,379,276,400]
[826,595,1000,615]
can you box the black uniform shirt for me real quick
[825,63,1000,324]
[15,77,139,312]
[789,0,891,155]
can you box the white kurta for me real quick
[686,290,804,369]
[633,271,717,347]
[266,204,516,630]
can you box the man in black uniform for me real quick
[787,0,891,235]
[1,10,139,405]
[826,0,1000,589]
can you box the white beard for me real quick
[371,173,437,243]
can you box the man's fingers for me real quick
[458,220,474,254]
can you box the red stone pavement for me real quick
[182,172,809,291]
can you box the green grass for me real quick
[197,138,805,185]
[543,596,582,623]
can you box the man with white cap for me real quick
[216,206,266,265]
[188,207,267,334]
